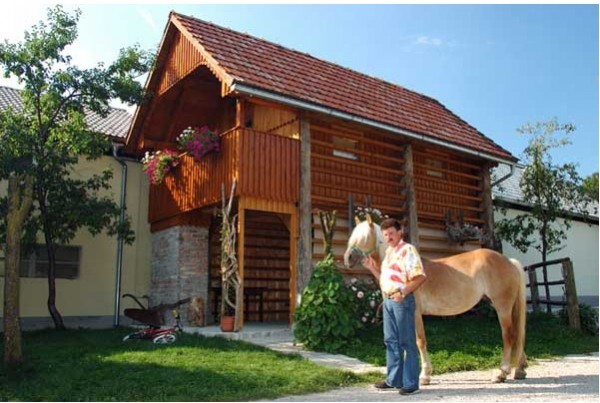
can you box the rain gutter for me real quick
[230,83,516,166]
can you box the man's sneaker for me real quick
[374,381,394,389]
[399,388,420,395]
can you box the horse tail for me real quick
[509,258,527,367]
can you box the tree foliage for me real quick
[0,3,153,349]
[581,172,598,201]
[495,119,594,263]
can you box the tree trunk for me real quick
[3,174,34,366]
[37,194,65,330]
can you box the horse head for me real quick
[343,215,383,269]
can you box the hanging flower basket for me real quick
[176,126,220,161]
[142,149,181,185]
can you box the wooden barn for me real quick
[124,12,517,327]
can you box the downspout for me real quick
[111,142,127,327]
[491,163,516,187]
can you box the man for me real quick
[362,218,426,395]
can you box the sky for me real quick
[0,3,598,177]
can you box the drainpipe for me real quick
[111,142,127,327]
[491,163,517,187]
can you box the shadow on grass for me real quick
[0,328,361,401]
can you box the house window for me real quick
[425,158,446,179]
[332,136,358,161]
[18,245,81,279]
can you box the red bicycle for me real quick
[121,294,190,344]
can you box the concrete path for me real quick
[185,324,599,402]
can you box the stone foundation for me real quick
[150,225,210,325]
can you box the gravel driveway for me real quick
[272,353,598,402]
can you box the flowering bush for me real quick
[142,149,180,185]
[348,277,382,325]
[176,126,220,161]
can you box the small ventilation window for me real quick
[332,136,358,161]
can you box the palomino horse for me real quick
[343,219,528,384]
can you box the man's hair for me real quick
[380,218,402,231]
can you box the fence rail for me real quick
[523,257,580,329]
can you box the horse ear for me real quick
[354,216,361,226]
[366,213,373,224]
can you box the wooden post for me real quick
[236,197,246,331]
[527,268,541,313]
[403,144,419,247]
[562,258,581,330]
[296,116,312,299]
[480,162,496,249]
[235,98,246,128]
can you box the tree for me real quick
[496,118,593,265]
[0,5,153,361]
[582,172,599,201]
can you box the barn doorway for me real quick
[209,210,291,323]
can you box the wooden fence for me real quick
[524,257,580,329]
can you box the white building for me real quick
[493,164,599,308]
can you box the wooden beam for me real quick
[404,144,419,247]
[236,197,246,331]
[297,116,312,299]
[480,162,495,249]
[235,98,246,128]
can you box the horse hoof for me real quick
[513,369,527,380]
[491,371,507,383]
[419,377,431,385]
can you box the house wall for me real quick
[0,155,152,327]
[496,207,599,307]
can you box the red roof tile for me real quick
[172,12,516,162]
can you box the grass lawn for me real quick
[338,312,599,374]
[0,328,375,401]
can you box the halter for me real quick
[351,243,378,257]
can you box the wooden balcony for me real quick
[148,128,300,225]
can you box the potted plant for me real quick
[176,126,220,161]
[141,149,181,185]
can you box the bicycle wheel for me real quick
[152,333,176,344]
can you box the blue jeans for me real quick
[383,294,420,390]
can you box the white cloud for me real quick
[137,6,158,33]
[415,35,458,48]
[416,36,444,46]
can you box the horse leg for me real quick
[513,352,528,380]
[492,308,514,383]
[415,311,432,385]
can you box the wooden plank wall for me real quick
[157,31,205,96]
[209,211,291,322]
[237,128,299,204]
[310,121,407,216]
[412,145,485,258]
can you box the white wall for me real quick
[497,207,599,307]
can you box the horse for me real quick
[343,218,528,384]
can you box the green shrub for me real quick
[559,303,599,335]
[347,277,382,325]
[294,256,361,352]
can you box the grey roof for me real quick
[0,86,132,141]
[492,164,599,219]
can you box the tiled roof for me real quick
[172,12,516,162]
[492,164,598,218]
[0,86,132,141]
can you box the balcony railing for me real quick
[149,127,300,224]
